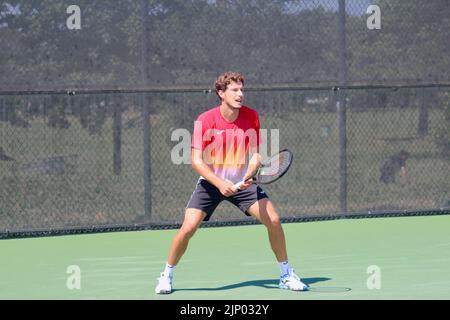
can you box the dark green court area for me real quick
[1,215,449,300]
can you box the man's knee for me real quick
[261,212,281,230]
[178,208,204,238]
[268,214,281,228]
[179,224,198,239]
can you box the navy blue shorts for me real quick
[186,179,269,221]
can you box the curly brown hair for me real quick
[215,71,245,98]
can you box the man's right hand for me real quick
[217,180,238,197]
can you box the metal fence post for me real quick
[337,94,348,213]
[141,0,151,220]
[338,0,348,213]
[113,95,122,176]
[143,100,152,220]
[418,87,429,138]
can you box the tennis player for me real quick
[155,72,308,294]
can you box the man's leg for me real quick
[155,208,206,294]
[167,208,206,266]
[246,198,308,291]
[246,198,287,262]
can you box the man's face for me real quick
[219,81,244,109]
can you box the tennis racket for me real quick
[232,149,294,191]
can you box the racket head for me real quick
[253,149,293,184]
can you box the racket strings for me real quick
[257,151,292,183]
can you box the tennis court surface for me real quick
[1,214,449,300]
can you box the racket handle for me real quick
[232,180,245,191]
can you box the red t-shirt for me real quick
[192,106,260,183]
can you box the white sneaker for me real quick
[155,272,172,294]
[279,269,308,291]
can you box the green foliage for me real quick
[0,0,449,231]
[2,100,450,230]
[1,0,448,89]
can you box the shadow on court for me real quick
[173,277,332,292]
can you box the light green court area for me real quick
[1,215,449,300]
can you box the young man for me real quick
[155,72,308,294]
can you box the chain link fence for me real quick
[1,0,450,235]
[1,0,449,90]
[1,87,450,234]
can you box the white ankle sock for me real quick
[164,263,175,278]
[278,260,290,276]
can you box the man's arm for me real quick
[236,148,262,191]
[191,148,237,197]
